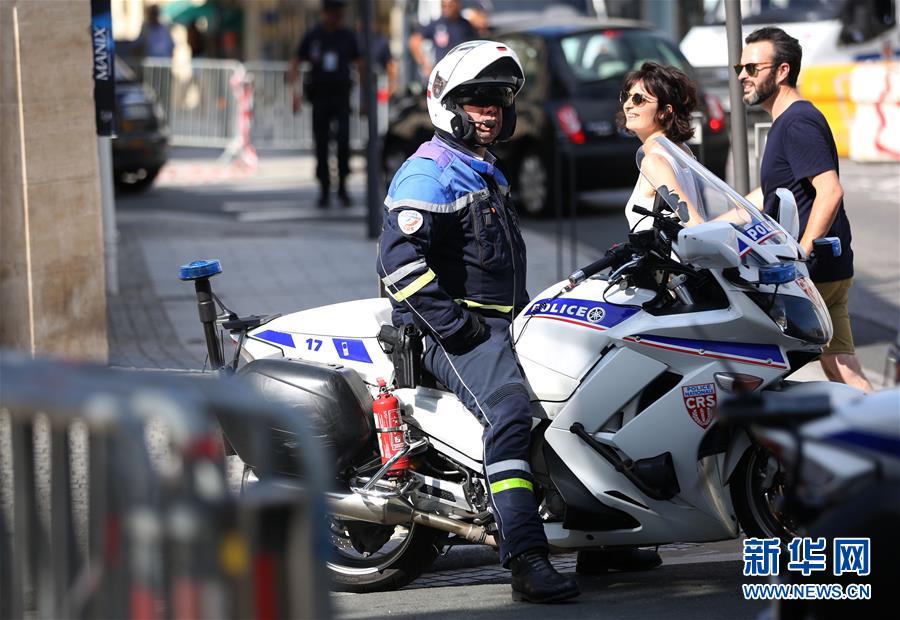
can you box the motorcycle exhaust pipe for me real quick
[326,491,414,526]
[411,512,496,547]
[326,492,497,547]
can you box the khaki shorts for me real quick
[814,278,855,355]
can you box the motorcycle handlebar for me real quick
[567,245,631,289]
[631,205,683,235]
[564,204,684,290]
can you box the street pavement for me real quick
[334,540,767,619]
[111,147,898,618]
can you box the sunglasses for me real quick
[732,62,776,77]
[619,91,657,106]
[455,85,515,108]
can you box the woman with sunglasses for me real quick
[618,61,702,231]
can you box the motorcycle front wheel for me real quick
[327,519,447,592]
[730,444,798,541]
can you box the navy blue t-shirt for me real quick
[420,16,476,62]
[760,100,853,282]
[297,25,360,95]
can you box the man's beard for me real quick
[743,71,778,106]
[475,128,498,145]
[472,118,500,145]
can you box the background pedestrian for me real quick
[463,1,491,38]
[137,4,174,59]
[409,0,477,81]
[290,0,360,208]
[741,27,873,392]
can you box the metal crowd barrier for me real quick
[0,352,330,620]
[243,61,309,149]
[142,59,388,151]
[143,58,242,148]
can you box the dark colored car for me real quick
[113,58,168,192]
[382,19,730,216]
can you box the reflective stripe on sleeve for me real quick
[382,258,428,287]
[489,478,534,494]
[485,459,531,476]
[456,299,514,314]
[387,269,436,302]
[386,190,490,213]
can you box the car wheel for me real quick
[515,149,552,217]
[115,166,161,193]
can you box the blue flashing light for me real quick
[759,262,796,285]
[179,259,222,281]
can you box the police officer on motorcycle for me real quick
[377,40,579,603]
[379,38,665,601]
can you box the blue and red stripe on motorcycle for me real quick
[622,334,789,370]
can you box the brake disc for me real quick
[344,521,396,555]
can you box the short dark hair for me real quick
[617,62,698,143]
[745,27,802,87]
[322,0,346,12]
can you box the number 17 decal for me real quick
[305,338,322,351]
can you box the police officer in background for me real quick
[290,0,360,208]
[409,0,477,81]
[377,41,579,603]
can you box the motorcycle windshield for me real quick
[635,137,798,266]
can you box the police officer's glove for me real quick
[441,311,488,355]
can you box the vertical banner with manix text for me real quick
[91,0,116,135]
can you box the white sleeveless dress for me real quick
[624,181,657,232]
[624,142,696,232]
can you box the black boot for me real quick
[337,186,352,207]
[510,548,580,603]
[317,190,330,209]
[575,546,662,575]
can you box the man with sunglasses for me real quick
[740,27,872,392]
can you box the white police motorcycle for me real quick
[181,138,862,592]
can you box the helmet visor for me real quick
[453,84,516,108]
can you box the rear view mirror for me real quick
[677,221,741,269]
[775,188,800,240]
[813,237,842,259]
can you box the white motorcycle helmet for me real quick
[426,40,525,146]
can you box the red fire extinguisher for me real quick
[373,378,410,477]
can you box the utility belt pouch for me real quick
[377,324,423,389]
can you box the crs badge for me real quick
[681,383,717,428]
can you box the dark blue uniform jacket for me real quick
[377,136,528,348]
